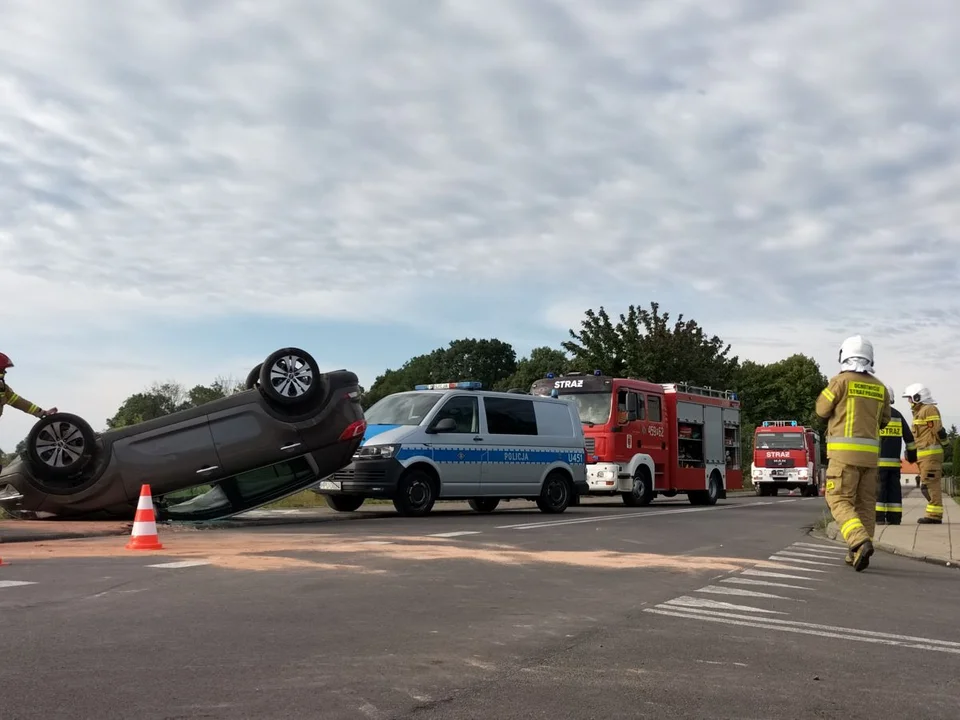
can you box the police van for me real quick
[313,382,589,516]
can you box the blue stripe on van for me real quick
[394,445,585,465]
[362,424,402,443]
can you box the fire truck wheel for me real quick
[688,472,721,506]
[621,468,654,507]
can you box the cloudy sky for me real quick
[1,0,959,449]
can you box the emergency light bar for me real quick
[762,420,798,427]
[414,382,483,390]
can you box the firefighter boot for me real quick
[850,539,873,572]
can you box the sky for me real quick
[1,0,959,450]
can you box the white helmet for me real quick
[902,383,935,404]
[886,385,895,405]
[838,335,874,366]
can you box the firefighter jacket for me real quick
[815,370,891,467]
[879,406,917,467]
[0,385,45,418]
[910,402,945,466]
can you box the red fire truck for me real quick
[749,420,823,497]
[530,371,742,506]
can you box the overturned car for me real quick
[0,347,366,521]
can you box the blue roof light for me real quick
[414,381,483,390]
[594,369,602,376]
[791,420,797,426]
[546,372,555,378]
[762,421,770,426]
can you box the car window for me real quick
[431,395,479,433]
[647,395,662,422]
[483,397,538,435]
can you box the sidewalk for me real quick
[825,485,957,566]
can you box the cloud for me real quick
[3,0,960,446]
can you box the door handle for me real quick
[196,466,219,474]
[280,443,301,451]
[473,436,483,442]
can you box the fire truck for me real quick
[530,371,742,506]
[749,420,823,497]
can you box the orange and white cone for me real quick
[126,484,164,551]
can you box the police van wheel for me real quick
[468,498,500,513]
[536,472,572,514]
[393,469,437,516]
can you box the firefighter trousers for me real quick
[824,460,876,549]
[875,467,903,525]
[917,458,944,521]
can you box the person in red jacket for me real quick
[0,352,57,420]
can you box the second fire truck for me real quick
[749,420,823,497]
[530,371,743,506]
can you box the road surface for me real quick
[1,495,958,719]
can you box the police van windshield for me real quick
[555,392,612,425]
[756,432,806,450]
[364,392,443,426]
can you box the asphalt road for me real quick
[1,494,958,719]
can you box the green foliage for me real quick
[494,346,572,391]
[562,302,739,388]
[106,374,244,430]
[362,338,518,408]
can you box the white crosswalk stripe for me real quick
[644,539,960,655]
[0,580,36,589]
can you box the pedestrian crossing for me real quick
[644,539,960,655]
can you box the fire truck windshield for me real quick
[553,392,612,425]
[755,432,806,450]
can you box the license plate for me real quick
[318,480,341,491]
[771,473,787,478]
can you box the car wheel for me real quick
[621,467,653,507]
[26,413,97,479]
[245,362,262,390]
[393,469,437,516]
[258,347,322,406]
[324,494,365,512]
[536,471,572,513]
[468,497,500,512]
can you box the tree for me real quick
[362,338,518,408]
[494,347,572,391]
[563,302,739,388]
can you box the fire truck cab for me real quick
[749,420,823,497]
[530,371,742,506]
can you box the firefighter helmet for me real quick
[0,352,12,371]
[902,383,934,404]
[886,385,895,405]
[838,335,874,366]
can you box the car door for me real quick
[113,412,225,498]
[206,399,303,475]
[423,393,482,497]
[479,395,540,496]
[642,393,668,488]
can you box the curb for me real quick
[820,521,957,570]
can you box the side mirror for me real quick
[427,417,457,434]
[626,392,638,421]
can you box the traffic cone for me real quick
[126,484,164,551]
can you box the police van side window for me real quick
[431,395,479,433]
[483,397,538,436]
[647,395,662,422]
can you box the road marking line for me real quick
[663,596,786,614]
[721,577,814,591]
[0,580,36,588]
[495,500,785,530]
[755,562,827,573]
[777,549,846,560]
[146,560,211,569]
[643,609,960,654]
[646,606,960,651]
[428,531,481,538]
[743,568,824,580]
[694,585,802,601]
[768,555,837,567]
[792,542,847,553]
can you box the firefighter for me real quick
[902,383,947,524]
[875,385,917,525]
[0,352,58,421]
[815,335,890,571]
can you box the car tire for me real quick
[258,347,323,407]
[25,412,97,479]
[536,471,572,513]
[468,497,500,513]
[245,363,262,390]
[393,469,437,516]
[324,494,365,512]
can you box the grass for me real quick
[263,490,391,509]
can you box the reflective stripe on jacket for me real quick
[879,407,914,467]
[815,370,891,468]
[0,386,43,418]
[911,402,944,467]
